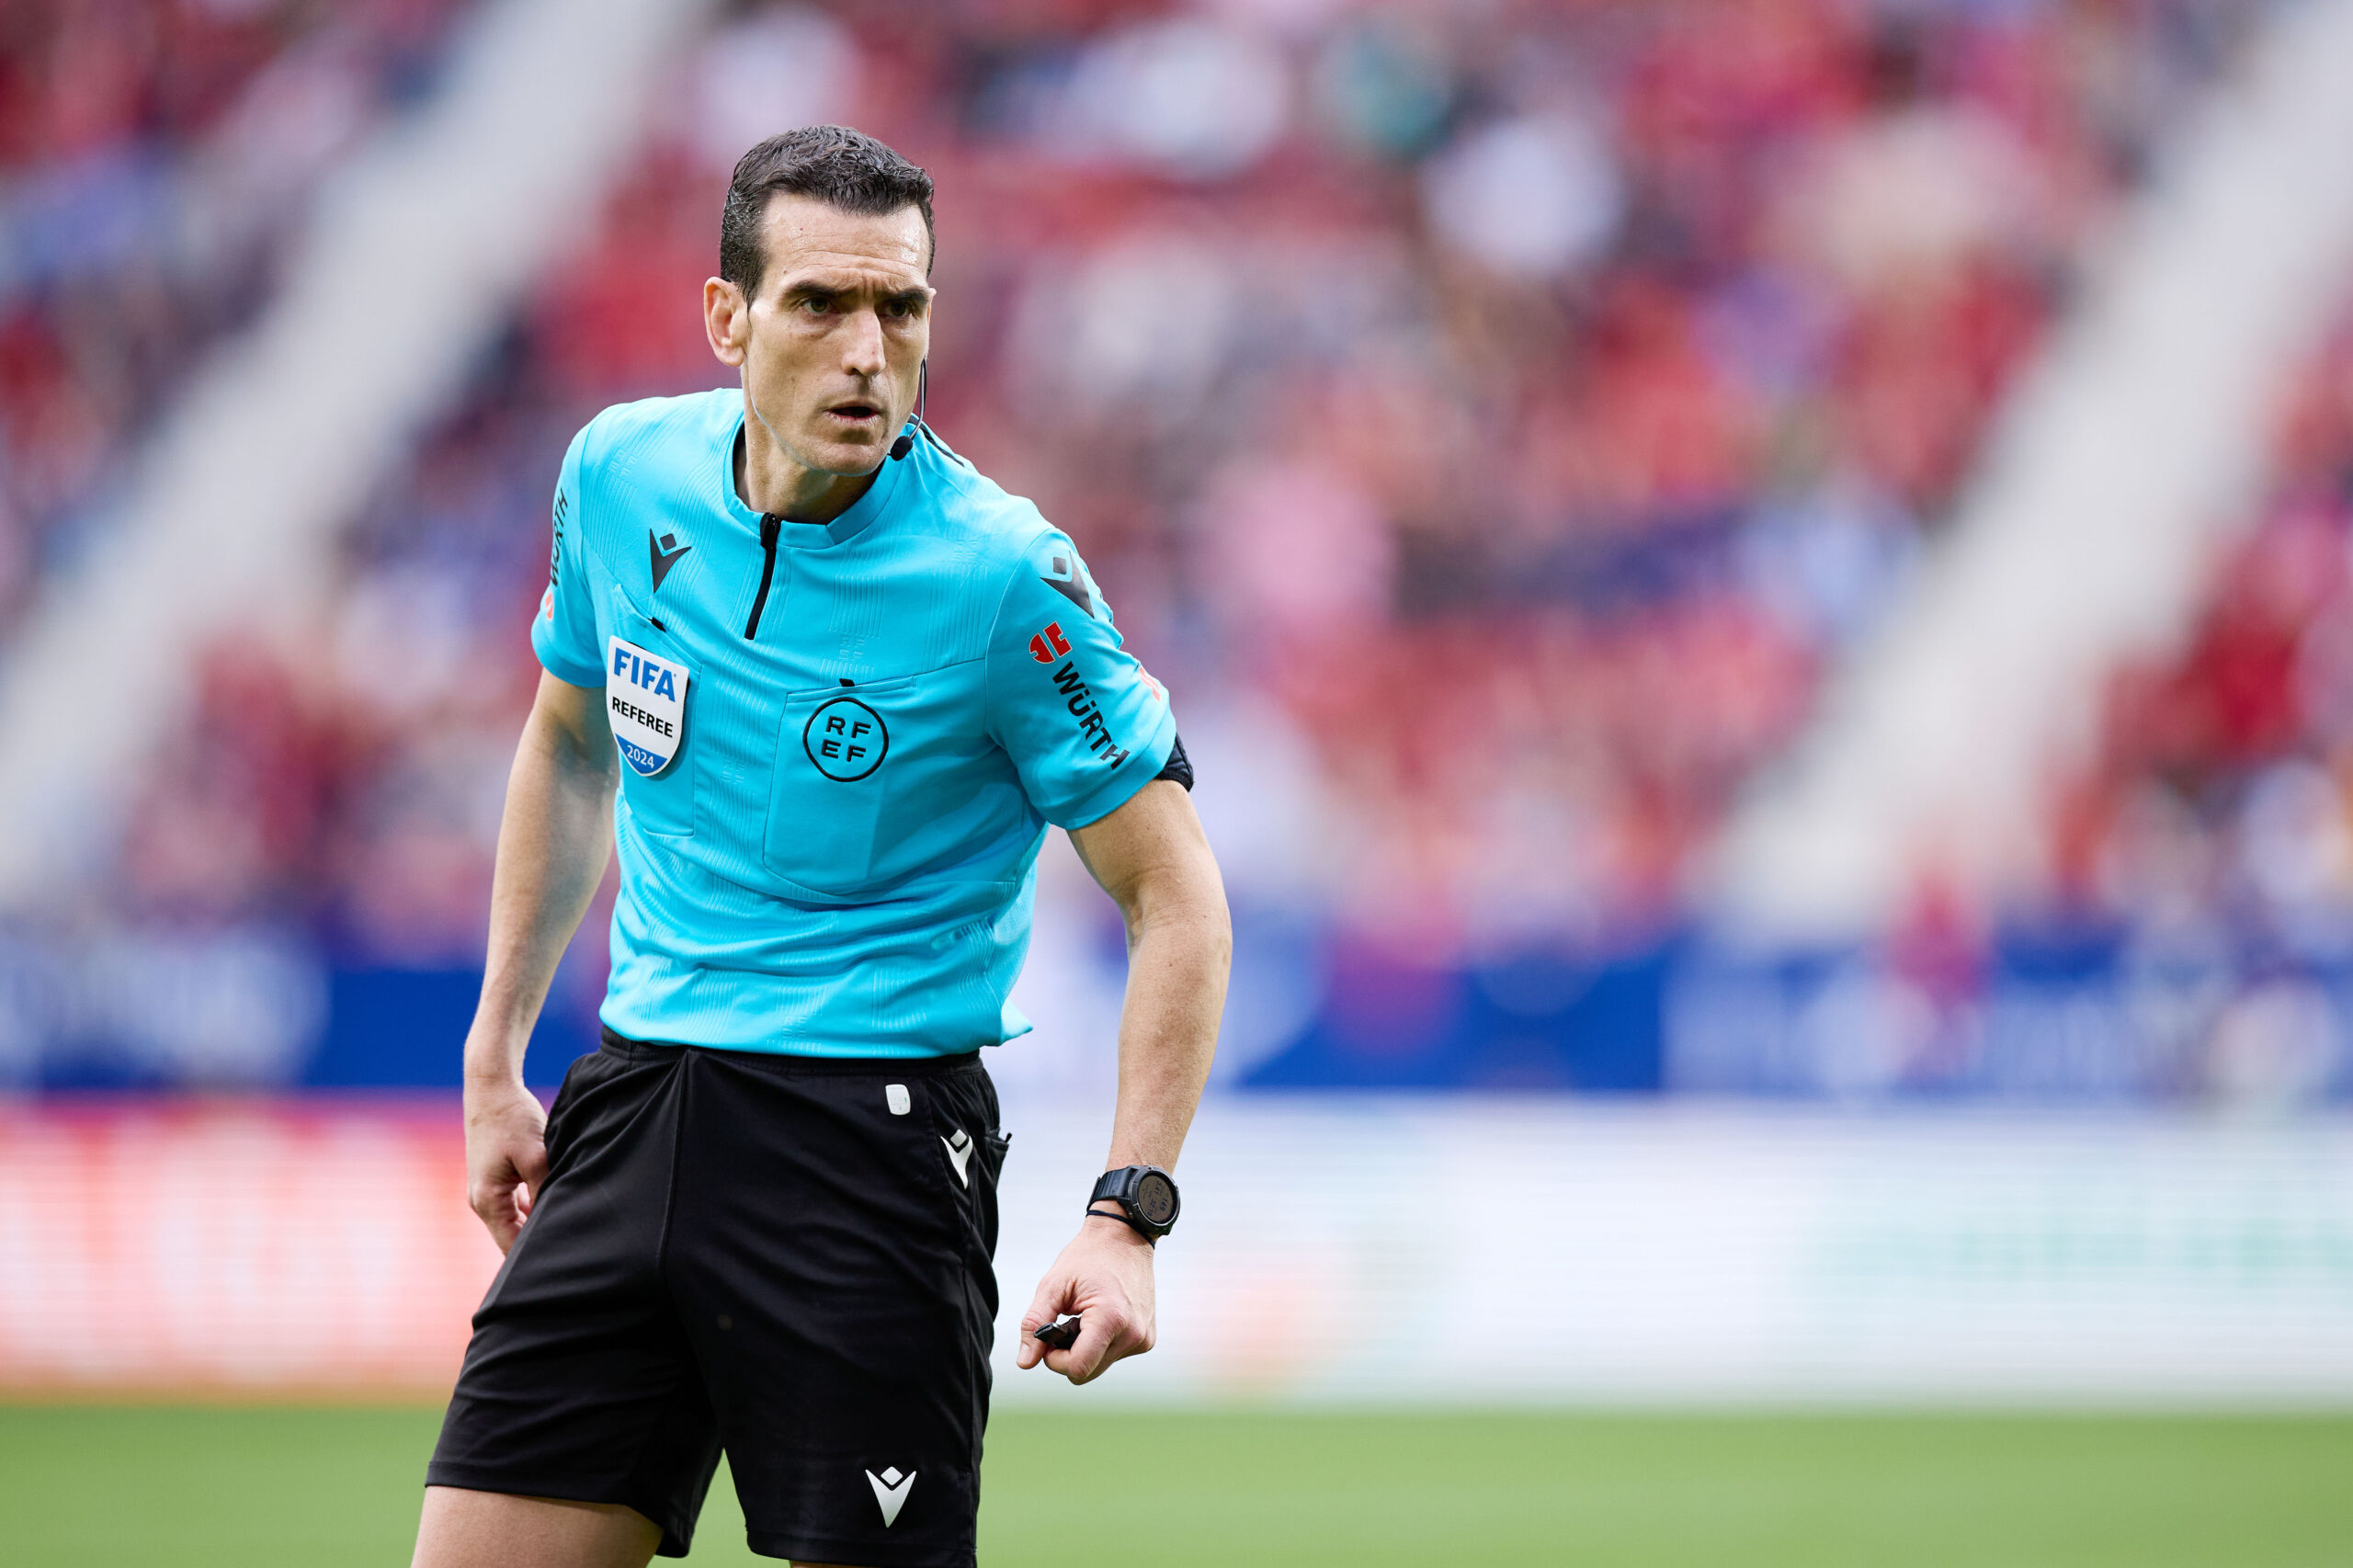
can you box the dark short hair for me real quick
[720,125,936,297]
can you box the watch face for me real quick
[1135,1170,1177,1229]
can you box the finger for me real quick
[1016,1274,1072,1371]
[476,1198,520,1255]
[1015,1318,1044,1369]
[470,1170,524,1252]
[517,1134,550,1193]
[1044,1342,1105,1383]
[1058,1310,1127,1385]
[1020,1277,1065,1331]
[1020,1272,1071,1338]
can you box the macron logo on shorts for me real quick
[866,1466,915,1528]
[943,1127,973,1187]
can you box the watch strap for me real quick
[1085,1203,1159,1244]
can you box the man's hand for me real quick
[464,1076,550,1254]
[1017,1215,1157,1384]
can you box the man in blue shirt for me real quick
[414,127,1229,1568]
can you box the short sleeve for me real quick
[984,529,1177,828]
[530,426,604,687]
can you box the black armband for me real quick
[1154,733,1193,790]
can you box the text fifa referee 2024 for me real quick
[410,126,1228,1568]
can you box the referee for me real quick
[411,126,1230,1568]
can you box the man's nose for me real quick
[841,308,886,377]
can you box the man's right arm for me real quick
[463,670,618,1253]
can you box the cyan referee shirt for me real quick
[530,389,1178,1057]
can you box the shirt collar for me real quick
[719,405,911,551]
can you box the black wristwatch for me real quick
[1087,1165,1180,1243]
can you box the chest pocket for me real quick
[762,673,921,896]
[609,601,694,841]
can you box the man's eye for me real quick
[800,297,832,314]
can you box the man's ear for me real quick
[704,277,748,368]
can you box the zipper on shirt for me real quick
[744,514,781,639]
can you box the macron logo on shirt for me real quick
[649,529,691,593]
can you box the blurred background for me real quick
[4,0,2353,1561]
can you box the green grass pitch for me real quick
[2,1405,2347,1566]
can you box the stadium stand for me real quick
[9,0,2291,1093]
[1670,266,2353,1108]
[0,0,466,635]
[2033,279,2353,1104]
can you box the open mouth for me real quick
[825,403,881,426]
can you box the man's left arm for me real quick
[1016,778,1230,1384]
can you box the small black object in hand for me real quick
[1032,1316,1081,1351]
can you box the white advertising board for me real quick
[4,1100,2347,1403]
[991,1104,2353,1405]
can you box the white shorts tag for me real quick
[607,636,690,777]
[885,1084,911,1116]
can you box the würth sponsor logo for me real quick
[1028,621,1072,664]
[1050,660,1130,767]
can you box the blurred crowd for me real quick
[0,0,465,632]
[1669,278,2353,1108]
[8,0,2292,1088]
[2031,282,2353,1104]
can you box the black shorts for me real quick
[426,1029,1009,1566]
